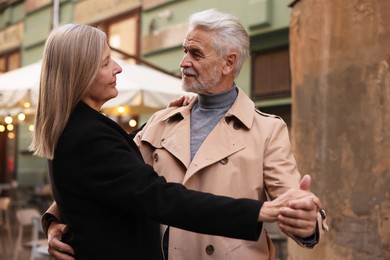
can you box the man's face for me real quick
[180,29,224,94]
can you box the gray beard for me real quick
[182,67,222,94]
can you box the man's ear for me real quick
[223,52,237,75]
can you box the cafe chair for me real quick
[13,208,50,260]
[0,197,13,254]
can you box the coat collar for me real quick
[139,87,255,175]
[225,88,255,129]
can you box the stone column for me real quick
[289,0,390,259]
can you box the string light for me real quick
[8,132,15,139]
[29,124,35,132]
[0,125,5,132]
[129,119,137,127]
[4,115,13,124]
[18,113,26,121]
[23,102,31,108]
[117,106,125,114]
[6,124,14,131]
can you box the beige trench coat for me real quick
[135,88,322,260]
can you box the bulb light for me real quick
[117,106,125,114]
[18,113,26,121]
[5,116,13,124]
[129,119,137,127]
[7,124,14,131]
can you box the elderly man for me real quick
[133,9,326,259]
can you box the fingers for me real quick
[47,223,75,259]
[279,206,318,222]
[167,96,194,108]
[48,223,67,240]
[184,96,195,105]
[278,207,317,238]
[288,195,322,210]
[47,250,75,260]
[299,174,311,191]
[167,96,185,108]
[278,220,316,238]
[258,201,282,222]
[277,187,322,238]
[260,190,315,222]
[48,237,75,259]
[271,188,312,209]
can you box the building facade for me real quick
[0,0,293,257]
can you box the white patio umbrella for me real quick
[103,58,192,115]
[0,61,41,116]
[0,58,191,116]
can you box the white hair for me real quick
[188,9,250,78]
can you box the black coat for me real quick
[49,102,262,259]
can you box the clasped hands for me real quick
[259,174,321,238]
[47,174,320,259]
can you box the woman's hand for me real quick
[259,188,317,222]
[167,96,195,108]
[277,195,319,238]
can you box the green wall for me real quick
[141,0,292,94]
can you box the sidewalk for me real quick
[0,212,42,260]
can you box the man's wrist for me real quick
[294,222,319,248]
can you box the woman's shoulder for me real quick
[59,102,124,147]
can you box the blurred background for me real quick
[0,0,389,259]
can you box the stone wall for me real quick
[289,0,390,259]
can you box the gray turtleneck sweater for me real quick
[190,85,238,160]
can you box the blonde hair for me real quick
[30,24,107,159]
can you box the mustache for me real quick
[181,68,197,77]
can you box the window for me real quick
[0,50,20,74]
[95,12,140,63]
[108,17,138,58]
[252,46,291,99]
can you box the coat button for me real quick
[219,157,228,165]
[233,122,241,130]
[205,245,214,255]
[153,153,159,162]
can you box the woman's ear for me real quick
[223,52,237,75]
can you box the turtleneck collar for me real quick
[197,85,238,109]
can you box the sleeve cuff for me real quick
[294,222,319,248]
[41,212,61,238]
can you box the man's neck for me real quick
[197,85,238,109]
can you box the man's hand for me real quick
[277,175,321,238]
[258,185,318,222]
[47,221,75,260]
[167,96,195,108]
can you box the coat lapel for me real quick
[141,89,254,184]
[161,116,192,168]
[140,106,192,169]
[183,118,245,184]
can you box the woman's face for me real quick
[82,44,122,111]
